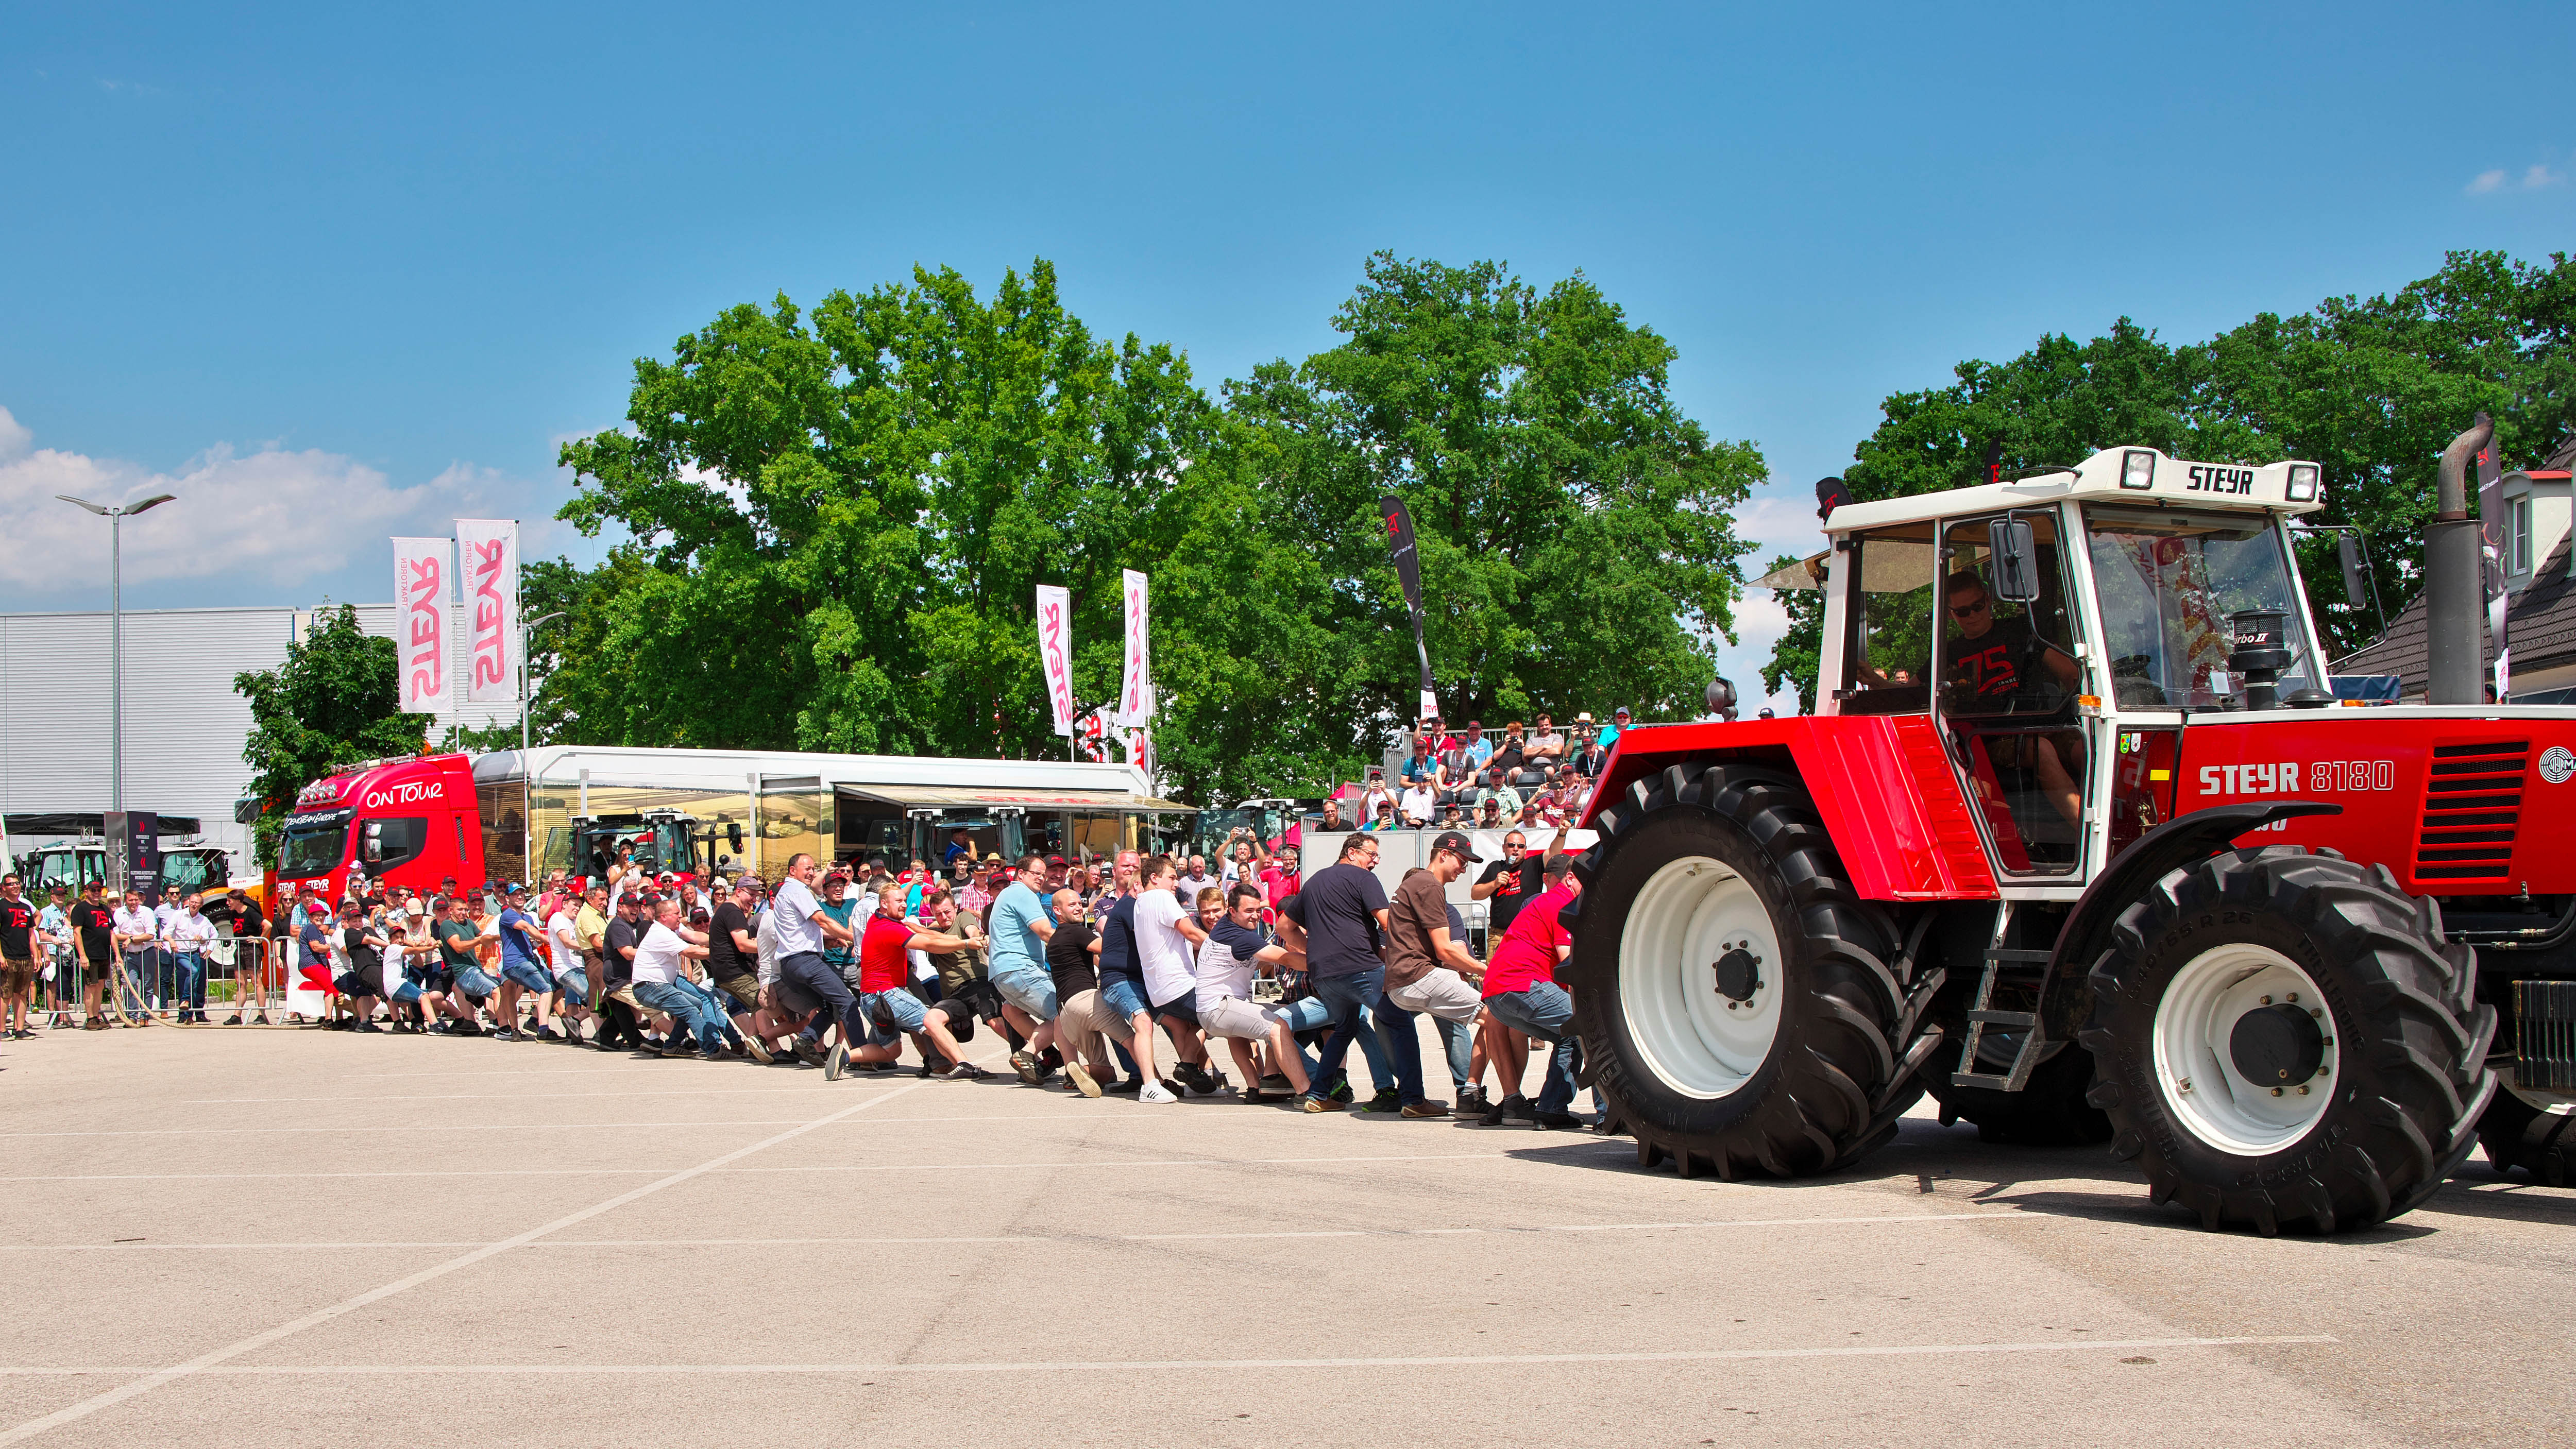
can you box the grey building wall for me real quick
[0,605,519,876]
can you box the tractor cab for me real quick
[1801,447,2331,884]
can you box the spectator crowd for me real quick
[0,707,1633,1128]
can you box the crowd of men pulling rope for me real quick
[0,830,1594,1124]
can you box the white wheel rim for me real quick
[2150,943,2339,1154]
[1618,855,1783,1099]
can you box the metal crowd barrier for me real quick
[37,929,292,1029]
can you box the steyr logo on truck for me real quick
[363,781,444,809]
[2200,760,2394,795]
[2187,465,2256,495]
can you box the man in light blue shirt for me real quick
[1460,720,1493,775]
[984,855,1062,1084]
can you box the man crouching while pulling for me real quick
[829,879,988,1081]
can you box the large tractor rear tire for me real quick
[1565,764,1920,1180]
[2079,846,2497,1235]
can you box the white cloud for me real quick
[2527,163,2564,190]
[0,407,538,598]
[2466,168,2507,195]
[2467,162,2565,195]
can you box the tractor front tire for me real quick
[1565,764,1919,1180]
[2080,846,2496,1235]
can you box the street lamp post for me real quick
[520,611,568,757]
[57,492,176,884]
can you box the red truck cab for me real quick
[276,753,484,903]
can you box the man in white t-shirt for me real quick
[1132,855,1221,1098]
[545,897,596,1043]
[629,897,723,1059]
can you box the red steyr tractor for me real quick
[1568,428,2574,1234]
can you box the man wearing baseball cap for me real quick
[491,883,554,1042]
[1376,829,1492,1117]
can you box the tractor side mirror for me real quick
[1987,516,2040,603]
[2336,533,2366,609]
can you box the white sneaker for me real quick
[1139,1080,1179,1104]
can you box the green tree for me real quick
[1225,252,1762,737]
[234,604,427,868]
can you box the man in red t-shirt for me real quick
[836,879,987,1080]
[1475,851,1584,1128]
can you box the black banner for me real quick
[126,811,161,907]
[1379,494,1437,720]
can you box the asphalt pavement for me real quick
[0,1019,2568,1447]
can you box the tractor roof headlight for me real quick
[2285,463,2320,502]
[2120,449,2157,490]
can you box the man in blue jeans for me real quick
[1476,851,1585,1128]
[1294,833,1394,1114]
[769,853,863,1076]
[985,855,1065,1085]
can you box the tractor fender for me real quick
[2047,801,2343,987]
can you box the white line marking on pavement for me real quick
[0,1120,814,1139]
[0,1210,2050,1253]
[0,1336,2337,1377]
[0,1146,1613,1183]
[0,1077,939,1445]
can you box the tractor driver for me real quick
[1943,570,2083,826]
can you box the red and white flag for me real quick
[391,537,452,713]
[1036,584,1075,737]
[455,519,519,706]
[1118,569,1152,727]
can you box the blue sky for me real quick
[4,1,2571,711]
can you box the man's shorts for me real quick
[1199,994,1284,1042]
[990,964,1057,1020]
[1,956,32,996]
[449,964,496,1003]
[499,960,553,994]
[1098,975,1149,1022]
[1056,988,1134,1053]
[608,984,649,1013]
[1151,990,1201,1028]
[860,987,928,1047]
[332,970,370,997]
[554,968,589,1002]
[1386,967,1483,1025]
[710,971,761,1014]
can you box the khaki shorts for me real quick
[608,985,649,1013]
[1386,966,1483,1025]
[711,972,761,1014]
[1056,987,1133,1061]
[0,957,31,997]
[1198,994,1282,1043]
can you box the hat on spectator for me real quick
[501,882,526,896]
[1430,830,1485,864]
[1614,705,1632,719]
[405,900,426,916]
[1574,711,1596,725]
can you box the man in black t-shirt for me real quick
[1471,825,1564,944]
[592,894,649,1051]
[71,882,117,1029]
[1942,571,2084,824]
[1294,834,1393,1113]
[205,889,272,1026]
[1043,890,1114,1098]
[0,875,36,1039]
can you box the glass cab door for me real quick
[1934,510,2093,878]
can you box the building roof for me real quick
[2335,534,2576,690]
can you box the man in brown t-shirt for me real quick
[1377,830,1491,1117]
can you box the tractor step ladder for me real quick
[1950,900,2054,1092]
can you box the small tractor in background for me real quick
[1569,418,2573,1233]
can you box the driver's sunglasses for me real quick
[1951,599,1990,618]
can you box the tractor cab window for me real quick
[2085,506,2319,709]
[1836,524,1939,715]
[1937,514,2087,875]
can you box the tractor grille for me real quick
[2414,741,2527,881]
[2514,980,2576,1092]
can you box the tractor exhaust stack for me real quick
[2425,412,2494,706]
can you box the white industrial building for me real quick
[0,604,517,875]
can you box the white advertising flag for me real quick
[1118,569,1153,727]
[455,519,520,706]
[1036,584,1075,736]
[391,537,453,713]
